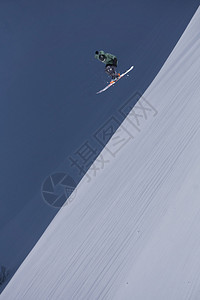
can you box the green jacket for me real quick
[95,50,118,66]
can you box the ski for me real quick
[96,66,134,94]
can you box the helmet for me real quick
[99,54,105,61]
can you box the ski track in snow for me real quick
[2,6,200,300]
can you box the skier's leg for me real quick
[105,65,114,76]
[105,65,119,80]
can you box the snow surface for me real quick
[2,6,200,300]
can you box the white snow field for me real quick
[2,6,200,300]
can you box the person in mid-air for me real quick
[95,50,120,80]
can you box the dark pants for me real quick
[105,65,118,80]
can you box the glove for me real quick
[113,57,117,66]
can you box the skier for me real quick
[95,50,120,80]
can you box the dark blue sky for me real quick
[0,0,199,292]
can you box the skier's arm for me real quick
[106,53,118,66]
[95,51,107,63]
[95,51,118,66]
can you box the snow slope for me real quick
[2,6,200,300]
